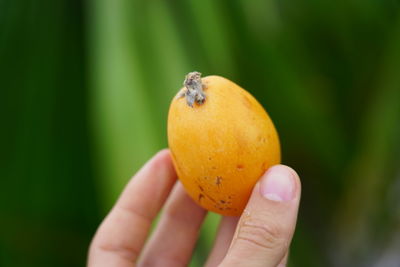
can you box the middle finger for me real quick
[138,182,207,267]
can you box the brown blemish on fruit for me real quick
[208,157,212,161]
[198,194,204,202]
[261,161,268,172]
[220,200,226,204]
[257,135,266,143]
[216,176,222,186]
[241,94,252,109]
[236,164,244,170]
[199,185,204,192]
[235,130,248,154]
[201,191,216,203]
[208,195,216,203]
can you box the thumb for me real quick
[220,165,301,267]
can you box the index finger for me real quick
[88,149,177,267]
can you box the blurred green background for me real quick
[2,0,400,266]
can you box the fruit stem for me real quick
[180,71,206,107]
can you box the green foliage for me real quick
[1,0,400,266]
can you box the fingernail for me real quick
[260,165,295,202]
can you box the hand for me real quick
[88,149,301,267]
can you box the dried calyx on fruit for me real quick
[177,71,206,107]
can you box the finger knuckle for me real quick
[236,218,288,251]
[94,240,140,262]
[139,257,186,267]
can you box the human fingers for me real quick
[220,165,301,267]
[138,182,207,266]
[278,251,289,267]
[88,149,177,267]
[205,216,239,267]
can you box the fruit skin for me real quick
[168,75,281,216]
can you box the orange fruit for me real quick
[168,72,280,216]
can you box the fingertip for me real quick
[266,165,300,181]
[277,164,301,198]
[90,151,178,266]
[153,148,172,164]
[146,149,175,175]
[276,164,300,185]
[258,165,295,202]
[259,165,301,202]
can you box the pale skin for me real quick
[88,149,301,267]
